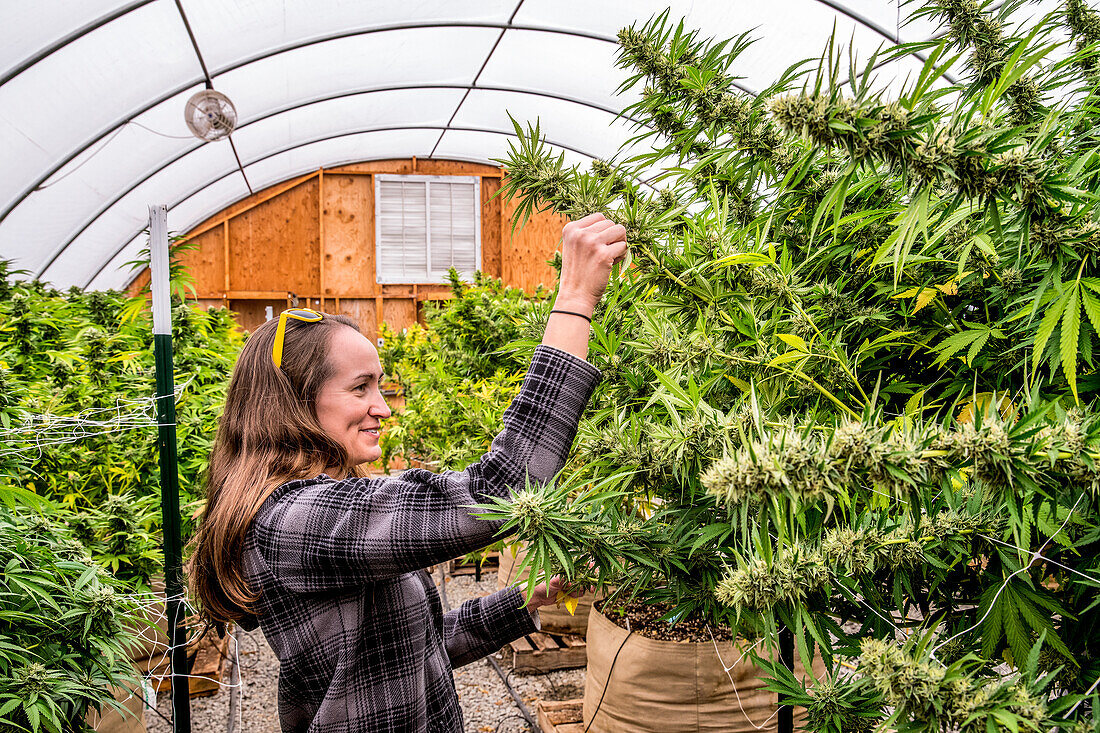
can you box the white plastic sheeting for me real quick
[0,0,1058,289]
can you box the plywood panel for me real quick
[327,160,415,176]
[380,284,414,297]
[481,177,502,279]
[416,284,453,300]
[331,298,377,341]
[323,174,374,295]
[142,160,566,338]
[501,189,567,293]
[295,296,326,310]
[326,159,501,177]
[228,178,320,294]
[185,171,318,239]
[126,268,150,297]
[416,160,501,177]
[381,298,417,333]
[179,227,225,296]
[228,299,283,334]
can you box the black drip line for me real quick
[172,0,253,195]
[436,563,540,731]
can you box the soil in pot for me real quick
[583,601,824,733]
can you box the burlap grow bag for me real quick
[124,576,169,662]
[583,606,822,733]
[85,677,146,733]
[497,543,596,636]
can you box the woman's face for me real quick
[314,326,392,467]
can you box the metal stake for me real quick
[149,204,192,733]
[778,626,794,733]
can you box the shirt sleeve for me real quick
[443,586,539,668]
[250,345,601,593]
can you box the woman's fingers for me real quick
[593,223,627,244]
[568,212,607,229]
[556,212,629,307]
[606,240,630,262]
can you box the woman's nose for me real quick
[371,393,392,419]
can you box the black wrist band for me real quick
[550,309,592,323]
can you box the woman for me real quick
[189,213,628,732]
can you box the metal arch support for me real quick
[811,0,960,87]
[3,0,946,93]
[78,123,605,288]
[0,0,157,87]
[33,82,640,280]
[5,4,954,228]
[0,20,636,229]
[3,0,974,227]
[10,4,969,261]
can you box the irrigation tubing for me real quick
[487,654,540,731]
[583,626,632,733]
[436,564,539,732]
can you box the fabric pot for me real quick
[85,677,146,733]
[583,606,823,733]
[124,576,169,662]
[497,543,595,636]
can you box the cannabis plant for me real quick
[0,260,243,584]
[483,2,1100,730]
[0,506,144,733]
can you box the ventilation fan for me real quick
[184,89,237,141]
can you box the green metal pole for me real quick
[149,205,192,733]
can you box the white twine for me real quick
[707,628,782,731]
[0,376,195,461]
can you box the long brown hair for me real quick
[189,312,362,626]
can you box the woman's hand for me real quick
[525,575,593,614]
[541,213,629,360]
[556,213,629,313]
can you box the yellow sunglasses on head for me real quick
[272,308,324,368]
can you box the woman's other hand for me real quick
[525,575,593,613]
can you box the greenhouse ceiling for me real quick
[0,0,1060,291]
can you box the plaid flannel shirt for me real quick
[241,345,601,732]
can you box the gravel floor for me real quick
[147,572,586,733]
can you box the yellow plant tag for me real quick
[556,592,580,616]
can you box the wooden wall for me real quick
[131,159,567,336]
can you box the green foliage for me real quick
[0,258,243,583]
[378,269,548,470]
[0,506,144,733]
[489,2,1100,729]
[0,255,241,728]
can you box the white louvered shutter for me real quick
[375,175,480,283]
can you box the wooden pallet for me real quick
[139,627,231,698]
[447,551,500,578]
[537,699,584,733]
[503,632,587,672]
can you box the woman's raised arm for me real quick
[541,213,628,361]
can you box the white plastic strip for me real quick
[147,203,171,336]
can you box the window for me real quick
[374,174,480,283]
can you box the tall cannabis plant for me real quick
[0,261,243,583]
[483,2,1100,729]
